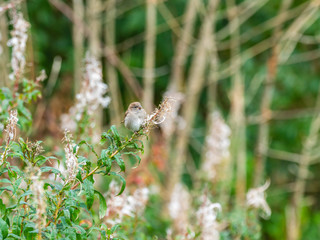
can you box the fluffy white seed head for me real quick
[30,175,46,228]
[60,53,110,131]
[7,11,29,81]
[196,195,222,240]
[4,110,18,143]
[168,183,190,235]
[246,180,271,218]
[105,181,149,225]
[63,130,80,183]
[202,111,231,180]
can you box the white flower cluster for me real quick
[168,183,190,234]
[105,181,149,225]
[4,110,18,142]
[203,111,231,180]
[196,195,222,240]
[246,180,271,218]
[30,176,46,228]
[61,54,110,131]
[7,12,30,80]
[36,69,47,82]
[63,131,80,182]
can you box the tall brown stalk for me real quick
[105,0,123,124]
[0,15,9,87]
[254,0,292,187]
[143,0,157,113]
[168,0,198,92]
[88,0,101,58]
[87,0,103,135]
[72,0,84,94]
[227,0,246,206]
[166,0,219,202]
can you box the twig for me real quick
[266,149,300,163]
[247,107,320,124]
[217,2,309,51]
[116,15,184,53]
[279,0,320,63]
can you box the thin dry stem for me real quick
[166,0,218,204]
[254,0,292,187]
[227,0,246,205]
[72,0,84,94]
[143,0,157,113]
[169,0,198,92]
[0,15,9,87]
[105,0,123,124]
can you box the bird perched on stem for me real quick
[124,102,147,132]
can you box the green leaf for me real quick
[99,150,112,174]
[76,171,83,183]
[110,125,122,147]
[13,178,22,195]
[19,190,33,199]
[72,223,86,235]
[109,172,126,196]
[0,200,6,218]
[100,132,106,143]
[70,207,80,222]
[110,224,121,234]
[0,186,13,192]
[113,155,125,172]
[40,166,61,175]
[17,100,32,120]
[64,209,72,225]
[7,233,21,239]
[76,140,98,158]
[83,179,94,209]
[0,179,11,184]
[35,155,56,166]
[0,218,8,239]
[94,190,107,219]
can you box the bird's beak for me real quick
[139,107,141,110]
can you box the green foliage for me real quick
[0,113,145,239]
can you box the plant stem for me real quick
[71,132,139,190]
[227,0,246,206]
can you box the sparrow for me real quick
[124,102,147,132]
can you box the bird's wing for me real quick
[121,110,128,123]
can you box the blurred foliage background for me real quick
[1,0,320,239]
